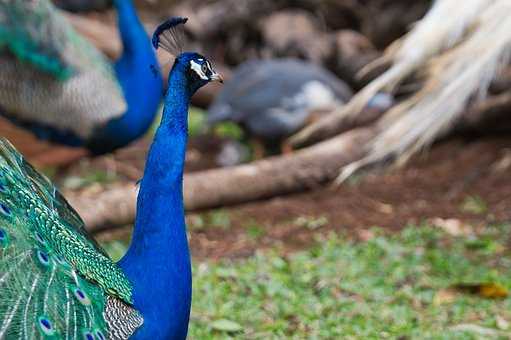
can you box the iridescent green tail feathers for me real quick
[0,138,141,339]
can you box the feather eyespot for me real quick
[38,316,56,336]
[82,331,94,340]
[36,249,50,266]
[0,228,7,246]
[0,203,11,216]
[73,287,92,306]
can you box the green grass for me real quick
[213,122,244,141]
[188,107,208,137]
[188,106,245,139]
[61,169,118,189]
[188,210,232,231]
[460,196,488,215]
[187,225,511,339]
[100,223,511,338]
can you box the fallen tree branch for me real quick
[457,90,511,131]
[289,68,511,149]
[288,103,384,148]
[289,0,497,149]
[68,87,511,231]
[184,128,372,210]
[67,128,374,231]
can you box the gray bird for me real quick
[207,59,353,154]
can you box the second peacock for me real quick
[0,0,162,154]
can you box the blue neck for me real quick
[119,65,191,340]
[88,0,163,154]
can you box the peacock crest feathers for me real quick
[0,138,141,338]
[152,17,188,56]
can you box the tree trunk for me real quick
[289,67,511,149]
[68,89,511,231]
[67,128,374,230]
[184,128,373,210]
[457,90,511,132]
[288,104,384,148]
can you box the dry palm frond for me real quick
[336,0,491,122]
[289,0,492,147]
[336,0,511,182]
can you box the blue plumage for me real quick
[87,0,164,154]
[117,51,222,340]
[120,21,222,337]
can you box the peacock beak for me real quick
[211,72,224,83]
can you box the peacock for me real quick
[0,17,222,339]
[0,0,162,154]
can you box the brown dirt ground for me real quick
[4,120,511,260]
[186,136,511,259]
[92,134,511,260]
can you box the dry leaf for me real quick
[210,319,243,333]
[433,288,458,305]
[450,324,503,337]
[376,202,393,214]
[491,149,511,173]
[455,283,509,299]
[430,218,473,236]
[358,229,375,241]
[496,315,510,331]
[435,283,509,305]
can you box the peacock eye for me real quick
[201,63,208,74]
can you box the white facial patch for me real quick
[190,60,209,80]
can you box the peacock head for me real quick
[153,17,222,94]
[175,52,223,93]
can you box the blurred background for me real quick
[3,0,511,338]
